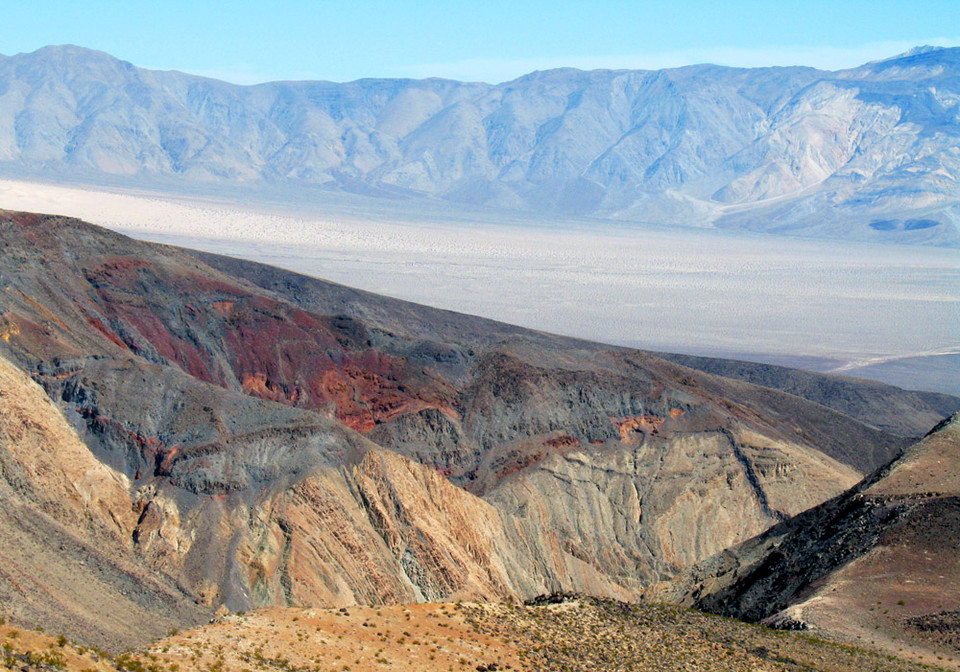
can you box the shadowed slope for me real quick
[653,413,960,665]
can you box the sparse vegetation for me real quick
[0,599,942,672]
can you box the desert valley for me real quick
[0,25,959,672]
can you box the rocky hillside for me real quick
[0,209,955,649]
[0,354,208,651]
[657,352,960,438]
[1,598,950,672]
[652,413,960,665]
[1,45,959,244]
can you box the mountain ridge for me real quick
[1,207,958,659]
[2,45,960,244]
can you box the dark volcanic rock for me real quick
[657,352,960,437]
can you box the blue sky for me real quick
[3,1,959,84]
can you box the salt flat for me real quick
[1,178,957,394]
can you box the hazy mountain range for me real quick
[1,45,959,244]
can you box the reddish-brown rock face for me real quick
[5,226,457,437]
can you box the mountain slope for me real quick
[190,246,960,443]
[1,45,960,243]
[0,209,952,647]
[0,353,208,651]
[652,412,960,664]
[657,351,960,437]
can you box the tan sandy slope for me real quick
[0,354,208,651]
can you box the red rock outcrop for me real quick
[612,414,666,441]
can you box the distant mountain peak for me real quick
[902,44,947,57]
[875,43,960,65]
[13,43,136,74]
[24,43,119,59]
